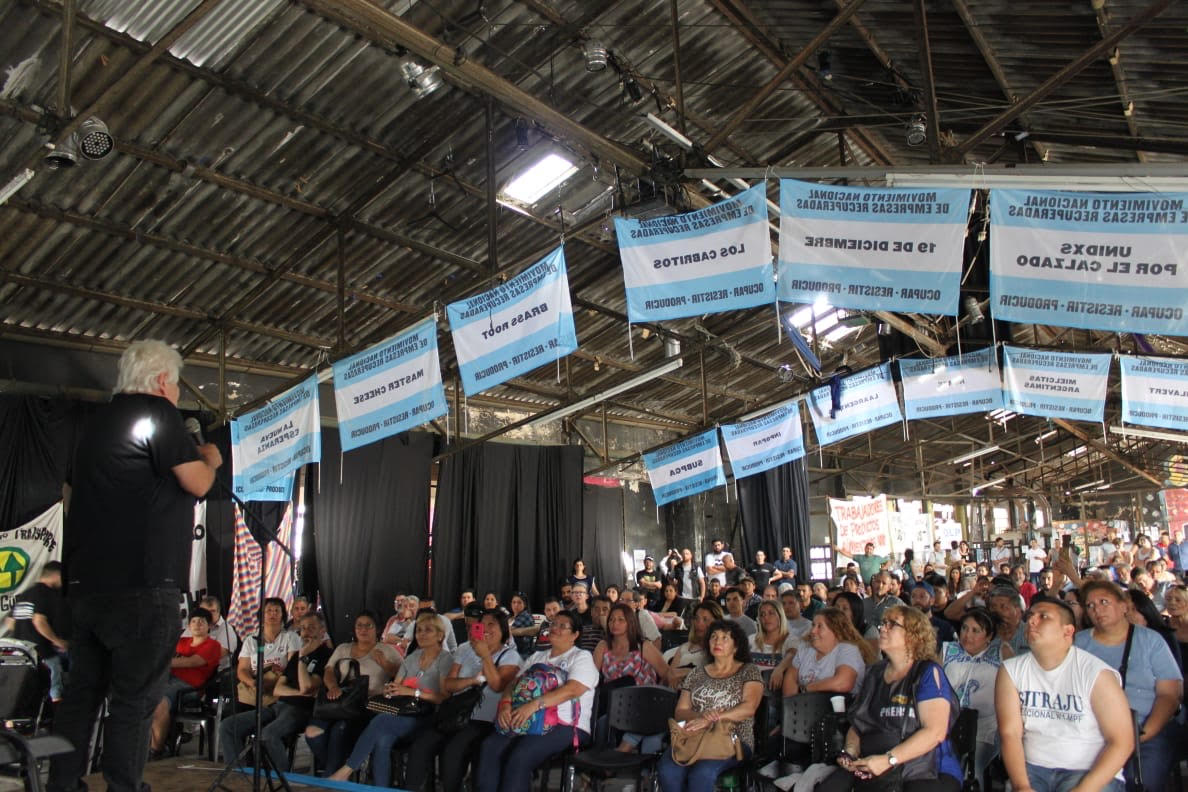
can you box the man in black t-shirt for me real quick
[6,561,68,700]
[219,612,331,772]
[635,556,663,608]
[50,340,223,792]
[746,550,776,591]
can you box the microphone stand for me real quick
[207,478,294,792]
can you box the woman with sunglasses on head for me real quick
[818,606,962,792]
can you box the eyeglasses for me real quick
[878,620,905,631]
[550,624,574,633]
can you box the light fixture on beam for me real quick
[906,115,927,146]
[971,476,1007,496]
[526,357,684,427]
[644,113,693,151]
[0,168,34,206]
[950,444,1000,465]
[584,41,609,72]
[1108,425,1188,444]
[1074,478,1106,491]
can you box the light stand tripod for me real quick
[207,483,295,792]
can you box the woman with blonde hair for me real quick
[817,606,962,792]
[665,600,723,688]
[782,607,873,697]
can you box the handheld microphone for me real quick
[183,417,205,446]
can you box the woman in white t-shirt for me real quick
[1026,539,1048,584]
[781,607,872,697]
[475,610,599,792]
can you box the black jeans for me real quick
[403,720,494,792]
[48,589,180,792]
[817,766,962,792]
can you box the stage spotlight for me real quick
[777,363,795,383]
[78,117,114,160]
[44,134,79,169]
[584,41,608,72]
[906,115,927,146]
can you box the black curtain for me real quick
[737,458,813,583]
[307,429,434,642]
[0,396,92,531]
[431,443,583,611]
[582,483,626,590]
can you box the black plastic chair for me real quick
[951,707,979,791]
[535,684,603,792]
[174,668,234,760]
[571,685,679,791]
[779,691,835,767]
[661,630,689,653]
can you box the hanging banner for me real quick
[0,502,62,624]
[899,347,1004,420]
[777,180,970,315]
[615,185,773,323]
[189,500,207,597]
[829,495,891,557]
[642,429,726,507]
[989,189,1188,335]
[807,362,903,446]
[1001,346,1111,423]
[231,375,321,499]
[239,474,293,504]
[333,318,447,452]
[1119,356,1188,432]
[447,246,577,397]
[720,402,805,480]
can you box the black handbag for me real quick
[367,693,435,717]
[433,684,484,733]
[312,659,369,721]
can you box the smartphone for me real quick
[469,622,485,642]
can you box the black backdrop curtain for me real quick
[582,483,627,590]
[307,429,434,642]
[431,443,583,611]
[737,458,813,583]
[0,396,92,531]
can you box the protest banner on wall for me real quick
[807,362,903,446]
[333,318,447,452]
[239,474,293,504]
[1119,355,1188,432]
[777,180,970,314]
[447,247,577,397]
[231,375,321,499]
[0,502,62,623]
[642,429,726,507]
[889,499,934,562]
[1001,346,1111,423]
[899,347,1004,420]
[829,495,891,557]
[616,185,773,323]
[989,189,1188,335]
[720,402,805,480]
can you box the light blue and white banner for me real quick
[240,474,294,503]
[807,362,903,446]
[899,348,1004,421]
[1119,355,1188,431]
[642,429,727,507]
[720,402,805,479]
[231,375,321,499]
[989,189,1188,334]
[333,318,447,452]
[447,247,577,397]
[616,185,773,323]
[1001,346,1111,423]
[777,180,970,315]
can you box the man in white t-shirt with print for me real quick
[996,596,1133,792]
[704,538,728,586]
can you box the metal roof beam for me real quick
[1092,0,1148,163]
[1050,418,1162,487]
[912,0,944,164]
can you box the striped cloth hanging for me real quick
[227,503,294,637]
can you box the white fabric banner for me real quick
[1119,355,1188,432]
[1001,346,1111,423]
[829,495,890,557]
[720,403,805,480]
[807,362,903,446]
[641,430,727,507]
[189,500,207,598]
[231,375,321,499]
[333,317,447,452]
[899,347,1004,420]
[0,501,63,625]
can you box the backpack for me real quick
[496,661,580,746]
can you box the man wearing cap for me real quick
[635,556,663,609]
[909,581,956,644]
[989,585,1029,655]
[996,597,1132,792]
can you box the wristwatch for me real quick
[414,688,422,699]
[887,753,899,767]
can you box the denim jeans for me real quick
[219,700,312,772]
[657,744,750,792]
[403,720,493,792]
[342,712,424,786]
[1026,762,1125,792]
[476,726,590,792]
[44,653,66,701]
[305,715,369,776]
[48,588,180,792]
[1128,720,1177,792]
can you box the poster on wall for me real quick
[989,189,1188,335]
[829,494,891,557]
[807,362,903,446]
[932,502,964,550]
[641,430,726,507]
[333,317,447,452]
[1162,489,1188,535]
[777,180,970,315]
[231,376,321,499]
[1001,346,1111,423]
[1119,356,1188,432]
[720,402,805,479]
[447,246,577,397]
[899,347,1004,420]
[0,502,62,624]
[889,499,934,564]
[616,185,773,323]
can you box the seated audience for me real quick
[304,610,401,775]
[382,594,417,649]
[234,597,299,710]
[604,584,622,603]
[476,610,597,792]
[909,581,956,644]
[1126,589,1184,673]
[650,580,691,630]
[402,609,521,792]
[818,606,961,792]
[1165,584,1188,662]
[190,594,239,671]
[723,588,757,637]
[666,600,723,688]
[578,595,611,652]
[328,613,453,785]
[782,606,872,697]
[594,602,669,753]
[532,597,564,653]
[508,591,538,655]
[750,600,800,674]
[149,609,221,757]
[941,607,1011,780]
[988,585,1029,654]
[657,619,763,792]
[620,589,662,646]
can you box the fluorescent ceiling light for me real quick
[527,358,684,426]
[501,153,578,204]
[0,168,34,206]
[1108,425,1188,444]
[971,476,1007,495]
[645,113,694,150]
[886,173,1188,192]
[1074,479,1106,491]
[951,444,1000,465]
[1064,444,1089,458]
[1034,429,1058,444]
